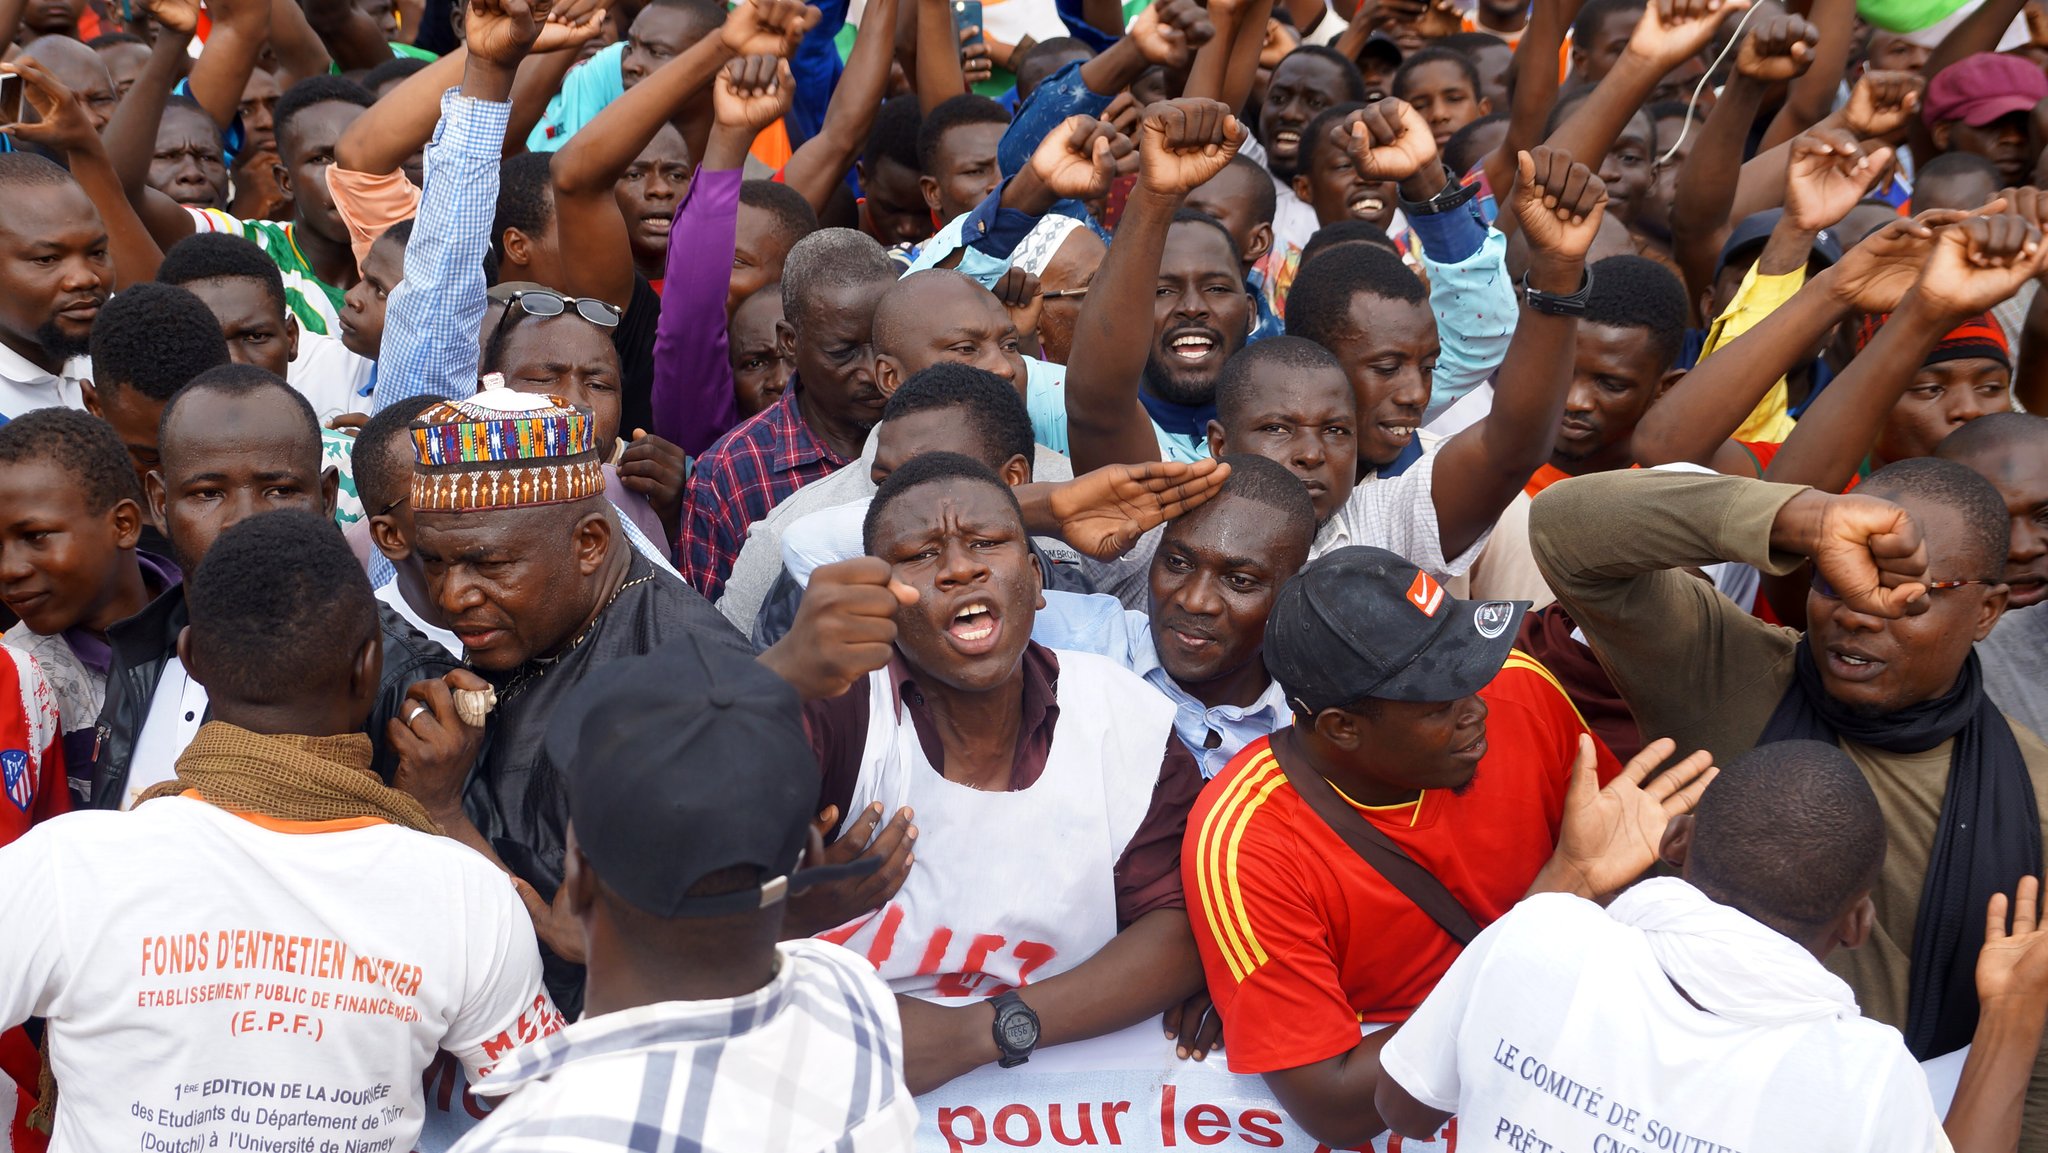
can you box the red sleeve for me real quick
[1111,735,1202,926]
[1184,781,1365,1074]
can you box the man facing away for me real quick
[0,510,561,1153]
[450,638,916,1150]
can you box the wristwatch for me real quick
[1398,165,1479,216]
[989,991,1041,1068]
[1520,266,1595,317]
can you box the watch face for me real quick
[997,1006,1038,1051]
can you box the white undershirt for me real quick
[122,657,208,810]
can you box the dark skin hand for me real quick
[1411,143,1607,559]
[781,802,917,939]
[757,556,921,702]
[778,0,894,214]
[616,428,689,544]
[1478,0,1575,222]
[1013,457,1234,560]
[1633,209,1976,474]
[897,907,1205,1093]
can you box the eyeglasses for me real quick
[1811,571,1996,600]
[490,289,623,354]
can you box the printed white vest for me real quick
[827,649,1176,1004]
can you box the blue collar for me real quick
[1138,389,1218,443]
[1378,435,1426,478]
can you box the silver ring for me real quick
[405,703,428,725]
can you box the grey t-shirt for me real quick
[1982,602,2048,743]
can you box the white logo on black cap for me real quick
[1473,602,1515,639]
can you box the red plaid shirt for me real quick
[679,382,854,600]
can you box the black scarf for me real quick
[1760,639,2039,1059]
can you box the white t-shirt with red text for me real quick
[0,794,562,1153]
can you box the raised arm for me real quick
[1924,0,2027,82]
[1946,875,2048,1153]
[1065,98,1245,474]
[779,0,895,213]
[306,0,402,72]
[649,54,793,454]
[1546,0,1747,173]
[1765,213,2044,493]
[1479,0,1574,216]
[1,59,164,286]
[1635,208,1953,474]
[100,5,204,252]
[1430,145,1606,561]
[335,45,471,174]
[1726,71,1921,223]
[1756,0,1852,149]
[187,0,273,127]
[269,0,338,86]
[374,0,547,409]
[915,0,968,113]
[1668,12,1815,313]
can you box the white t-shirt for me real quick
[1379,885,1950,1153]
[287,329,374,423]
[0,795,561,1153]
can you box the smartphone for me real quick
[951,0,984,48]
[0,74,20,127]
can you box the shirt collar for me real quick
[767,379,855,474]
[1129,623,1289,725]
[476,948,802,1092]
[1137,390,1217,444]
[885,641,1060,768]
[0,340,87,397]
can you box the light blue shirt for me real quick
[1034,590,1290,778]
[1022,358,1211,465]
[377,89,507,411]
[526,41,627,152]
[1411,222,1516,422]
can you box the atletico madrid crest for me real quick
[1,749,31,814]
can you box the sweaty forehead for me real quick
[635,124,692,167]
[632,4,716,47]
[1273,53,1344,90]
[497,312,621,372]
[1162,222,1240,278]
[935,121,1005,166]
[0,181,102,243]
[23,37,112,95]
[879,276,1002,350]
[1237,363,1353,420]
[282,100,364,158]
[875,479,1023,543]
[1165,493,1299,563]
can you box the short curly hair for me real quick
[89,282,230,402]
[0,407,145,514]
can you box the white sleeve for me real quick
[442,866,564,1082]
[0,824,69,1029]
[1334,449,1492,578]
[1376,909,1508,1114]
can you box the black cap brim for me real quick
[1369,599,1529,703]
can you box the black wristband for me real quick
[1521,265,1594,317]
[1397,165,1479,216]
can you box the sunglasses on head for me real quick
[490,289,622,356]
[1810,571,1994,601]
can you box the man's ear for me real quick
[110,497,145,552]
[575,510,614,576]
[1836,892,1877,952]
[1930,121,1952,150]
[1245,221,1274,267]
[1312,706,1363,751]
[367,515,413,561]
[502,227,532,268]
[919,173,943,215]
[320,465,339,518]
[145,468,169,532]
[1655,368,1685,400]
[1658,813,1694,871]
[1478,95,1495,117]
[1291,173,1315,204]
[351,629,381,706]
[1975,581,2012,641]
[998,453,1032,488]
[273,158,293,200]
[875,353,905,398]
[563,824,599,920]
[81,379,102,417]
[1030,547,1045,611]
[1206,417,1228,458]
[775,317,797,362]
[284,312,300,364]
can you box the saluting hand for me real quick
[1047,457,1234,560]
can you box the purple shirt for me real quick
[651,167,744,457]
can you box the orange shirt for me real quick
[1184,653,1622,1074]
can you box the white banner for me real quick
[412,1022,1459,1153]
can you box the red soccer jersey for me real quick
[0,646,65,1153]
[1183,652,1622,1075]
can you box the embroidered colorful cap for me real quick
[1264,546,1528,713]
[409,384,605,512]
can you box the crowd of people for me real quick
[0,0,2047,1142]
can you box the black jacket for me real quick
[87,585,459,807]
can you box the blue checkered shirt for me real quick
[376,89,508,412]
[447,940,917,1152]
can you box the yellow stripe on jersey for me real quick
[1194,751,1289,984]
[1501,648,1592,733]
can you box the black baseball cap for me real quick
[1714,209,1844,280]
[1264,547,1527,713]
[543,635,872,919]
